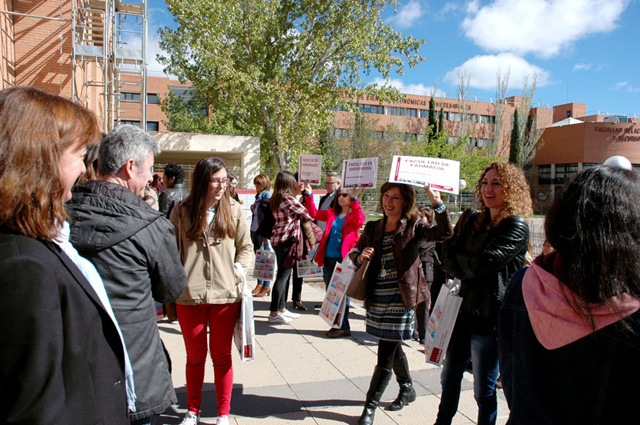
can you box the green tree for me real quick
[428,97,437,141]
[509,108,521,165]
[158,0,425,171]
[314,127,343,172]
[437,107,444,136]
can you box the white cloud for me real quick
[615,82,640,93]
[462,0,628,58]
[573,63,592,71]
[386,0,425,28]
[443,53,551,91]
[372,78,446,97]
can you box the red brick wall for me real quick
[0,0,16,90]
[12,0,73,97]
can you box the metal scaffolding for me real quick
[71,0,147,131]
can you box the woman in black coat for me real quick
[434,162,532,425]
[0,87,130,424]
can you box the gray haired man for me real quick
[66,125,187,425]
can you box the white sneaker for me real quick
[281,309,300,319]
[180,410,199,425]
[268,312,292,324]
[216,415,230,425]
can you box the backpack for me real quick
[256,199,275,239]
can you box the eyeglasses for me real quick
[325,181,338,185]
[338,193,349,198]
[210,178,229,187]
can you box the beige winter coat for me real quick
[169,198,254,305]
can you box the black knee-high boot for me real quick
[386,355,417,411]
[358,366,392,425]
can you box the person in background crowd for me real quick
[500,165,640,425]
[159,163,189,219]
[169,157,253,425]
[351,182,452,425]
[151,173,165,194]
[144,184,159,210]
[67,125,187,425]
[250,173,273,297]
[77,142,100,185]
[306,186,365,337]
[228,173,243,204]
[316,171,341,232]
[541,239,554,256]
[434,162,531,425]
[288,172,312,311]
[413,205,436,344]
[0,86,130,424]
[159,163,190,322]
[268,171,314,324]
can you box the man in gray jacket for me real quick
[67,125,187,425]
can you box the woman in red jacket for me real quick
[307,186,365,337]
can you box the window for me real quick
[403,133,417,142]
[448,112,462,122]
[476,138,492,147]
[120,92,141,102]
[359,104,384,115]
[566,110,572,118]
[147,93,159,104]
[418,109,429,118]
[538,164,552,184]
[405,108,417,118]
[386,106,406,116]
[554,163,578,184]
[366,131,384,140]
[116,120,159,131]
[479,115,494,124]
[334,128,349,138]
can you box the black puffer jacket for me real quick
[67,181,187,420]
[442,210,529,321]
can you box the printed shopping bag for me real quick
[233,263,255,362]
[252,240,277,282]
[296,246,323,278]
[424,279,462,366]
[319,258,355,329]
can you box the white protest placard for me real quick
[389,155,461,194]
[298,155,323,185]
[341,157,378,189]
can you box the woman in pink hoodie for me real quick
[499,165,640,425]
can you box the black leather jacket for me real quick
[442,209,529,320]
[158,183,189,219]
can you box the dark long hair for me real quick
[545,165,640,321]
[183,157,236,241]
[270,171,297,211]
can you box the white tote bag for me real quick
[233,263,255,362]
[319,257,355,328]
[252,240,277,282]
[424,279,462,366]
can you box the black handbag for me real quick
[256,199,275,239]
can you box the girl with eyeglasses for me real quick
[306,186,365,337]
[169,157,254,425]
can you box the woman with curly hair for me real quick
[434,162,532,425]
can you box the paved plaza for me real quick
[157,276,511,425]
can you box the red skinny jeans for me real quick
[176,302,240,417]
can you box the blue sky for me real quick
[146,0,639,118]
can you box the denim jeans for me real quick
[323,256,350,331]
[435,317,499,425]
